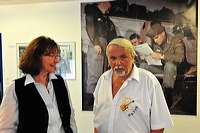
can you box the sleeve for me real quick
[0,82,19,132]
[85,12,105,46]
[92,17,109,46]
[85,6,111,46]
[63,80,78,133]
[150,76,174,130]
[164,38,185,64]
[93,78,100,115]
[173,39,185,63]
[93,75,102,130]
[85,11,95,44]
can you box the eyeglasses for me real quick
[43,54,61,60]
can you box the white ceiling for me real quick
[0,0,74,5]
[0,0,106,5]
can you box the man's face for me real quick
[107,45,134,78]
[152,31,166,45]
[130,38,141,46]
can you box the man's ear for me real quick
[139,39,142,43]
[161,31,165,36]
[132,55,135,63]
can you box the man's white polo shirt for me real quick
[93,65,173,133]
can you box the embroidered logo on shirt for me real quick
[120,97,134,111]
[120,97,139,117]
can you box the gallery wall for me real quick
[0,0,199,133]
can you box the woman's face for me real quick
[40,51,60,74]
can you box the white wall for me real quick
[0,1,199,133]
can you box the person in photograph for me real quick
[93,38,173,133]
[84,1,117,94]
[172,24,196,76]
[0,36,78,133]
[129,33,146,67]
[129,33,143,46]
[140,23,190,107]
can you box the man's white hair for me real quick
[106,38,136,56]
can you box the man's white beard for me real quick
[114,66,126,77]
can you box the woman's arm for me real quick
[94,128,98,133]
[0,82,18,132]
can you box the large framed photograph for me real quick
[81,0,197,115]
[0,33,3,102]
[16,42,76,80]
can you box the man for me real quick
[172,25,195,70]
[140,23,188,107]
[85,2,117,94]
[93,38,173,133]
[129,33,142,46]
[129,33,145,67]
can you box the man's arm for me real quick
[94,128,98,133]
[149,52,162,59]
[164,38,185,63]
[85,14,95,43]
[150,128,164,133]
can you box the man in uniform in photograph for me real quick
[129,33,145,67]
[140,23,189,107]
[84,2,117,94]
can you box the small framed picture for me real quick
[16,43,28,78]
[16,42,76,80]
[55,42,76,80]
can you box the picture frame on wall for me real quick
[0,33,3,103]
[55,42,76,80]
[81,0,197,115]
[16,43,27,78]
[16,42,76,80]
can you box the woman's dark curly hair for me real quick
[19,36,60,76]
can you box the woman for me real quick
[0,36,78,133]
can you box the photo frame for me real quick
[55,42,76,80]
[81,0,197,115]
[16,43,28,78]
[0,33,3,102]
[16,42,76,80]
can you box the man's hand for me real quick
[139,54,145,60]
[149,52,162,59]
[94,128,98,133]
[94,45,102,55]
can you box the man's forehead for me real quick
[108,45,129,53]
[152,35,159,39]
[131,38,139,42]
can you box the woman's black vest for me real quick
[15,75,73,133]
